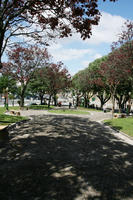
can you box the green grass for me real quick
[0,106,27,125]
[104,117,133,137]
[0,114,27,125]
[0,107,7,115]
[28,105,54,110]
[48,109,90,115]
[78,107,102,112]
[0,106,20,114]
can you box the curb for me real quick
[5,118,31,131]
[102,121,133,140]
[100,121,133,145]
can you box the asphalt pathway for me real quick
[0,111,133,199]
[20,108,112,121]
[20,109,133,145]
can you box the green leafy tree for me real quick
[88,56,111,109]
[28,68,48,105]
[72,72,84,107]
[100,42,133,116]
[43,62,71,108]
[115,80,132,113]
[1,45,50,107]
[0,74,17,108]
[72,69,94,108]
[111,20,133,113]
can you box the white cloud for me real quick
[84,12,126,45]
[48,11,127,61]
[50,12,126,47]
[93,53,102,60]
[10,11,127,51]
[48,48,93,62]
[48,43,62,51]
[80,53,102,70]
[81,60,90,69]
[8,11,128,76]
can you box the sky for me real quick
[47,0,133,76]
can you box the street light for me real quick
[4,87,8,111]
[127,91,131,114]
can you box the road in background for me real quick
[0,99,41,107]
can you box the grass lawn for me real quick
[28,105,54,110]
[0,106,27,125]
[104,117,133,137]
[79,107,102,112]
[0,106,20,114]
[48,109,90,115]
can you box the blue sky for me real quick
[48,0,133,76]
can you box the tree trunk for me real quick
[0,27,4,69]
[39,94,44,105]
[40,97,43,105]
[118,102,122,113]
[4,90,8,111]
[97,93,111,110]
[100,101,104,110]
[84,95,88,108]
[97,95,104,110]
[112,95,115,118]
[118,100,125,113]
[20,84,27,108]
[115,95,123,113]
[4,97,6,107]
[53,94,57,106]
[76,95,80,106]
[110,86,117,118]
[20,94,25,107]
[115,94,129,113]
[48,95,52,108]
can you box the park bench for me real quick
[114,113,126,118]
[10,110,21,116]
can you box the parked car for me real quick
[30,103,38,105]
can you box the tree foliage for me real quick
[88,56,111,109]
[29,62,71,107]
[72,68,94,107]
[44,62,71,107]
[28,68,49,105]
[0,0,118,67]
[72,20,133,113]
[1,45,50,107]
[0,74,16,95]
[99,41,133,114]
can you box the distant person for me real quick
[69,102,72,109]
[58,102,62,107]
[17,100,20,106]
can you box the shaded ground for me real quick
[1,115,133,200]
[20,108,112,122]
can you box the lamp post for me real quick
[127,91,131,114]
[4,87,8,111]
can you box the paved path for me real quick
[20,109,112,122]
[20,109,133,145]
[1,111,133,199]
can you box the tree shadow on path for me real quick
[0,115,133,200]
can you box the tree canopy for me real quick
[1,45,50,107]
[0,0,118,68]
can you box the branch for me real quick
[2,26,22,55]
[3,1,30,31]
